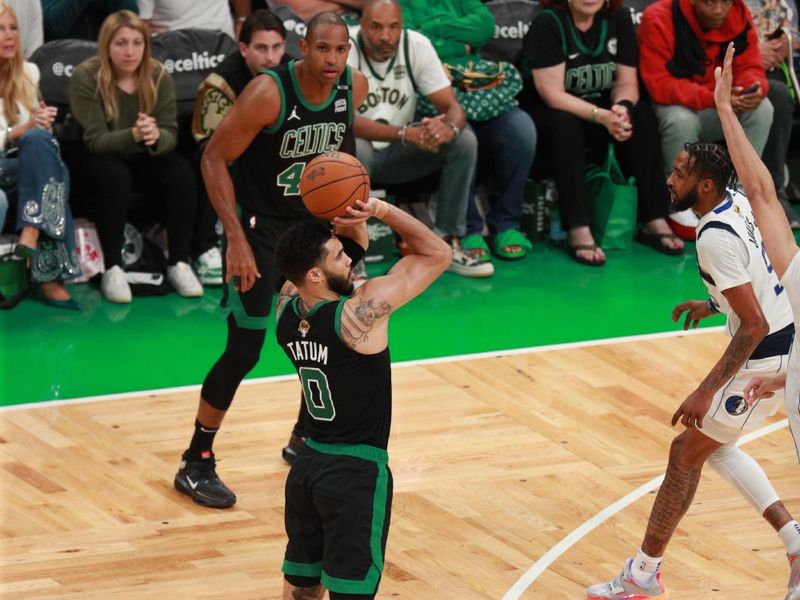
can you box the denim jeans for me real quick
[0,188,7,233]
[654,99,774,176]
[355,126,478,237]
[15,128,81,282]
[466,107,537,236]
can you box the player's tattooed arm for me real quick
[276,281,298,315]
[698,327,759,394]
[340,296,391,349]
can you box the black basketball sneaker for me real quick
[174,451,236,508]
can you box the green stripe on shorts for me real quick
[225,279,269,330]
[321,462,389,594]
[282,560,322,577]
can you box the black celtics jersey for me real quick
[276,297,392,449]
[519,7,637,107]
[233,60,355,220]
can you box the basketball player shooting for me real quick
[172,12,369,510]
[274,196,451,599]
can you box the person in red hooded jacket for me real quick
[637,0,773,239]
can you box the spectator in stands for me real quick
[6,0,42,58]
[67,10,202,304]
[189,9,287,285]
[0,3,81,308]
[235,0,364,23]
[139,0,235,39]
[41,0,138,42]
[638,0,773,239]
[518,0,683,266]
[744,0,799,226]
[400,0,538,261]
[349,0,493,278]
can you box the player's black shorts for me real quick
[221,209,312,330]
[282,439,393,596]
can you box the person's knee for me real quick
[446,125,478,161]
[655,104,701,138]
[742,97,774,132]
[668,430,713,467]
[18,127,53,147]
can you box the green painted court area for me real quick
[0,240,723,407]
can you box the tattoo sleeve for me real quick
[642,457,703,556]
[697,327,759,394]
[340,296,391,348]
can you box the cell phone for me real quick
[740,83,760,95]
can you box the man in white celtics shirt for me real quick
[346,0,493,278]
[714,42,800,600]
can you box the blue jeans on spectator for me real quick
[466,107,537,236]
[355,126,478,238]
[11,129,80,282]
[0,188,7,233]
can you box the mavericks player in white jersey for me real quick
[715,43,800,600]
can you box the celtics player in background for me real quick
[173,11,368,509]
[716,43,800,600]
[274,196,451,600]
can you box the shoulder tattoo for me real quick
[340,296,391,348]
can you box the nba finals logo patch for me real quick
[725,395,748,416]
[334,98,347,113]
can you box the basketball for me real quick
[299,151,371,220]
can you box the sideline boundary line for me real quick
[0,327,724,412]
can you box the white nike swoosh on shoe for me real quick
[186,476,199,490]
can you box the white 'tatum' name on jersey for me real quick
[287,340,329,365]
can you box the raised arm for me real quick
[714,43,798,278]
[339,200,451,352]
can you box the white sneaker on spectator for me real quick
[446,237,494,278]
[167,262,203,297]
[101,265,132,304]
[193,247,223,286]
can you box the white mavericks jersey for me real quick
[696,189,793,338]
[347,28,450,149]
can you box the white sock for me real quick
[631,548,662,583]
[779,521,800,555]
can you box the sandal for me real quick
[491,229,532,260]
[635,230,685,256]
[567,243,606,267]
[460,234,492,264]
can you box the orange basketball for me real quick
[299,151,371,220]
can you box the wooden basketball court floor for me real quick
[1,329,798,599]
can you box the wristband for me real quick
[707,299,719,314]
[374,200,389,220]
[591,107,599,123]
[398,124,407,145]
[445,121,460,139]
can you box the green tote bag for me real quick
[586,144,638,251]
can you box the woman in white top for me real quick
[0,3,81,309]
